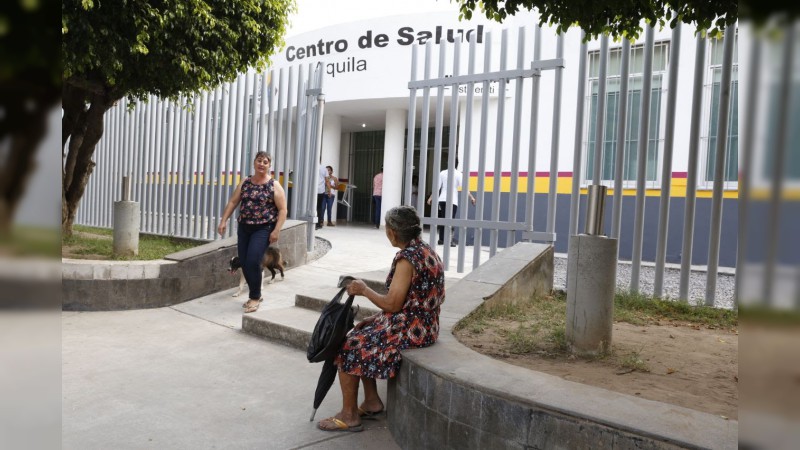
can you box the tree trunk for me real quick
[0,117,47,235]
[61,90,115,237]
[0,73,59,235]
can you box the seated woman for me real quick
[317,206,445,432]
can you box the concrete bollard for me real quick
[566,234,618,355]
[113,176,140,257]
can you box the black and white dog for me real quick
[228,246,286,297]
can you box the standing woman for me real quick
[218,151,287,313]
[324,165,339,226]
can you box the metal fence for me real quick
[405,27,564,273]
[405,23,742,307]
[75,63,326,248]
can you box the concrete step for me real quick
[338,271,388,295]
[242,306,319,352]
[295,292,381,321]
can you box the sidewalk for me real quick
[62,223,483,449]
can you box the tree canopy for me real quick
[63,0,295,102]
[61,0,295,235]
[455,0,738,40]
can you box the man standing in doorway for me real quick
[316,164,327,230]
[372,167,383,229]
[427,159,476,246]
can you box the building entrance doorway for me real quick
[350,128,451,224]
[350,131,384,224]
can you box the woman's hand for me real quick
[269,229,280,244]
[346,279,367,297]
[217,222,227,236]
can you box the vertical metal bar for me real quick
[275,68,286,181]
[226,80,239,237]
[763,24,794,305]
[258,71,269,153]
[592,33,610,184]
[267,69,277,157]
[193,92,207,238]
[473,32,492,262]
[135,100,146,205]
[630,25,655,293]
[489,29,508,256]
[208,91,218,236]
[161,101,173,235]
[462,35,478,269]
[186,94,199,238]
[524,25,542,237]
[448,38,464,271]
[611,39,631,242]
[679,36,708,301]
[506,27,526,248]
[705,28,736,306]
[146,99,155,232]
[233,75,246,199]
[177,97,189,235]
[174,99,184,235]
[303,65,316,228]
[283,67,295,190]
[432,40,447,261]
[734,34,761,307]
[654,23,682,297]
[404,44,418,207]
[458,35,480,271]
[247,71,258,170]
[200,91,213,238]
[156,99,167,234]
[291,65,305,219]
[546,33,565,237]
[180,98,192,236]
[135,101,145,206]
[416,42,432,217]
[208,88,222,237]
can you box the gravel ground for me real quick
[307,236,331,263]
[306,236,734,309]
[552,256,735,309]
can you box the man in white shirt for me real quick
[427,159,476,246]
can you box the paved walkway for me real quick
[62,223,486,449]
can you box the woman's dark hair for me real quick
[326,165,333,172]
[385,206,422,243]
[254,151,271,163]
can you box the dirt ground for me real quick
[455,320,738,419]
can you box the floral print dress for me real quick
[335,237,445,379]
[238,178,278,225]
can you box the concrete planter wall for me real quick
[62,220,308,311]
[387,242,736,450]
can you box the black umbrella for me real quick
[307,276,358,421]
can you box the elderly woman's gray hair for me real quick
[384,206,422,243]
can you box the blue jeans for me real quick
[237,222,275,300]
[372,195,382,226]
[323,194,336,222]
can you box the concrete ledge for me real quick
[387,242,737,449]
[62,220,308,311]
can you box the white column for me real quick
[321,113,341,220]
[382,108,406,226]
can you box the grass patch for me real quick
[0,226,61,258]
[456,289,737,360]
[619,348,651,373]
[614,290,737,328]
[63,225,201,261]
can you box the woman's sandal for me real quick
[358,407,385,420]
[317,417,364,433]
[244,298,263,313]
